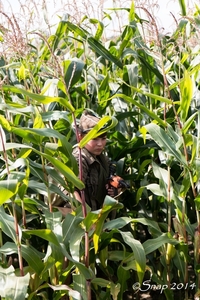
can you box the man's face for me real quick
[85,135,107,156]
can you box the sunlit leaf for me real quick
[143,233,179,255]
[93,196,123,254]
[23,229,60,246]
[178,0,187,16]
[65,21,123,68]
[0,266,30,300]
[59,243,93,279]
[73,274,87,300]
[90,18,104,40]
[2,85,75,112]
[62,213,83,245]
[0,179,19,204]
[144,123,188,166]
[110,94,169,127]
[18,64,26,81]
[179,71,193,122]
[0,115,11,131]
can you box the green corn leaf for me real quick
[73,274,87,300]
[103,217,132,231]
[11,127,77,169]
[181,112,197,135]
[0,158,28,176]
[91,277,111,287]
[38,20,68,64]
[179,71,193,122]
[83,211,99,231]
[111,282,121,300]
[0,104,35,122]
[117,265,130,298]
[129,1,135,22]
[0,242,44,275]
[59,243,93,279]
[173,252,186,283]
[119,230,146,284]
[126,63,138,90]
[2,85,75,112]
[178,0,187,16]
[49,283,81,299]
[118,26,134,58]
[88,36,123,68]
[137,159,152,178]
[144,123,188,167]
[0,266,30,300]
[28,179,69,201]
[93,196,123,254]
[143,233,179,255]
[42,153,84,190]
[10,127,40,144]
[98,74,110,108]
[151,161,173,197]
[63,58,85,90]
[65,21,123,68]
[41,110,70,122]
[0,179,19,205]
[131,218,162,237]
[0,207,19,243]
[110,94,169,127]
[70,226,85,261]
[91,278,120,299]
[145,183,167,197]
[23,229,60,246]
[89,18,104,40]
[62,213,83,246]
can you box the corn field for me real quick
[0,0,200,299]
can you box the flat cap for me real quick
[79,109,101,133]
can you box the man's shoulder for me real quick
[72,147,95,164]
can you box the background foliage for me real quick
[0,0,200,299]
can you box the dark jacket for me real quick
[73,147,110,210]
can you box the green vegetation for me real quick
[0,0,199,299]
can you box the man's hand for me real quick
[106,184,118,197]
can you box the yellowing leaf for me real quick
[0,115,11,131]
[180,71,193,122]
[140,126,147,144]
[18,64,26,81]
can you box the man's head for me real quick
[79,109,101,134]
[78,109,107,155]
